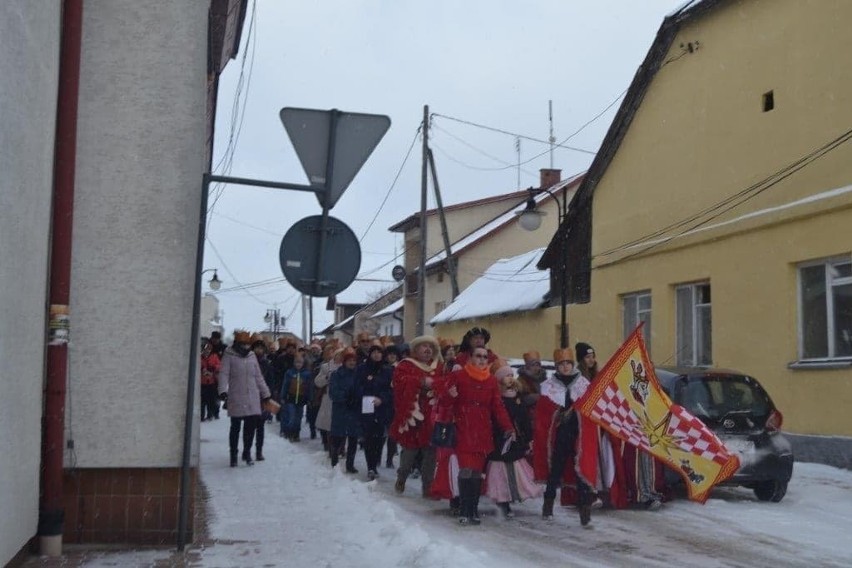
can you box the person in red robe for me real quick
[434,346,515,526]
[533,348,598,527]
[389,335,443,497]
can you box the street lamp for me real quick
[515,185,569,348]
[200,268,222,291]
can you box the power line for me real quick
[595,126,852,261]
[206,238,272,306]
[359,125,422,242]
[430,127,538,177]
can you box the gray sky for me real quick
[205,0,686,339]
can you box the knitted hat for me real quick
[493,365,515,382]
[575,342,595,361]
[553,348,574,365]
[523,350,541,364]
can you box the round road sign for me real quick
[279,215,361,297]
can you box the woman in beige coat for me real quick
[314,347,343,451]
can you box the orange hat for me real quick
[553,348,574,365]
[356,331,371,342]
[438,338,455,350]
[341,347,358,362]
[233,330,251,345]
[523,350,541,364]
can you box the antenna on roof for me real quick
[515,137,521,189]
[548,100,555,169]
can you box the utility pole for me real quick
[301,294,308,343]
[426,149,459,299]
[417,105,428,336]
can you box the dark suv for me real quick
[656,367,794,502]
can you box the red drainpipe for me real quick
[40,0,84,555]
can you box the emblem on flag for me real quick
[577,325,740,503]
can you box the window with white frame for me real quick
[799,256,852,360]
[623,291,652,356]
[676,282,712,366]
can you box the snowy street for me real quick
[82,418,851,568]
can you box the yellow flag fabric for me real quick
[577,326,739,503]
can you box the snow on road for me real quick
[83,418,852,567]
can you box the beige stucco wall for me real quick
[575,0,852,437]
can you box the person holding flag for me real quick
[533,348,598,527]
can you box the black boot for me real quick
[230,451,238,468]
[242,450,254,466]
[449,497,461,516]
[578,484,592,527]
[498,502,514,519]
[470,477,482,524]
[458,478,480,526]
[256,449,265,461]
[542,496,555,519]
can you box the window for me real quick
[762,90,774,112]
[623,291,652,356]
[676,282,712,366]
[799,257,852,360]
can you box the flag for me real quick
[576,325,740,503]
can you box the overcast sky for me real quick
[205,0,687,340]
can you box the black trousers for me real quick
[385,437,397,464]
[363,435,386,472]
[255,415,264,453]
[201,384,219,420]
[544,416,591,502]
[306,405,319,436]
[330,435,358,469]
[229,416,259,457]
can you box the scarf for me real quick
[464,362,491,381]
[401,357,439,373]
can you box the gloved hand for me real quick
[219,392,228,401]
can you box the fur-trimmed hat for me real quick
[250,333,267,349]
[409,335,441,356]
[233,330,251,345]
[553,348,574,365]
[575,342,595,361]
[523,350,541,365]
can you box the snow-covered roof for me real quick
[430,248,550,324]
[370,298,403,318]
[424,172,583,270]
[332,313,355,331]
[333,279,396,306]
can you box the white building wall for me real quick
[200,294,223,339]
[0,4,60,564]
[67,0,208,467]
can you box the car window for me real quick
[676,374,771,421]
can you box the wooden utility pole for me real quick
[427,149,459,299]
[417,105,428,336]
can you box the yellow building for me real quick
[391,169,580,338]
[538,0,852,451]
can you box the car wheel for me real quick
[753,479,787,502]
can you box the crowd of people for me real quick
[200,326,668,528]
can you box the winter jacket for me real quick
[218,347,271,417]
[389,358,442,449]
[329,365,361,437]
[488,389,533,463]
[355,360,393,437]
[281,366,314,405]
[517,366,547,407]
[314,360,338,432]
[439,367,513,457]
[200,352,220,386]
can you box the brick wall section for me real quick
[62,468,195,545]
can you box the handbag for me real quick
[431,404,456,448]
[262,398,281,415]
[431,421,456,448]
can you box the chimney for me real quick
[539,168,561,189]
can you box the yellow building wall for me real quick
[572,0,852,437]
[433,308,561,361]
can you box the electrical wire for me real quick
[359,125,422,242]
[206,238,272,306]
[594,126,852,261]
[430,125,539,177]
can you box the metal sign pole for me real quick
[314,110,339,297]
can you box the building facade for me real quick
[540,0,852,460]
[0,1,248,560]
